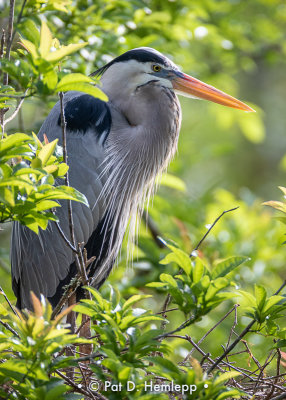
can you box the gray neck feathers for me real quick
[91,81,181,284]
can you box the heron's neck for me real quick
[105,81,181,163]
[93,81,181,280]
[102,81,182,212]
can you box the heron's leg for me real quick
[66,292,77,379]
[78,310,93,389]
[67,293,77,333]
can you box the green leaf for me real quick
[216,389,243,400]
[56,82,107,101]
[19,19,40,45]
[212,256,249,279]
[122,295,151,312]
[278,186,286,196]
[35,200,60,211]
[275,339,286,348]
[263,295,284,313]
[214,371,242,385]
[0,133,33,154]
[21,38,38,59]
[38,140,58,166]
[237,290,256,306]
[263,201,286,214]
[146,282,167,288]
[118,366,131,381]
[0,163,12,177]
[160,273,177,287]
[45,42,87,62]
[255,285,267,310]
[55,163,69,176]
[57,73,94,87]
[0,177,34,189]
[43,69,58,90]
[160,245,192,275]
[42,186,89,206]
[147,356,180,374]
[85,287,105,309]
[40,21,53,58]
[193,258,204,283]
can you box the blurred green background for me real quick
[1,0,286,371]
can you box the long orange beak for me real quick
[172,72,255,112]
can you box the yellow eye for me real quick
[152,64,161,72]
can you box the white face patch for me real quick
[101,60,173,96]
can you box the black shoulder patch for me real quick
[58,94,111,143]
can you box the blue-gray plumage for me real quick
[11,47,254,310]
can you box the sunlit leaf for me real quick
[212,256,249,279]
[40,21,53,58]
[45,42,87,62]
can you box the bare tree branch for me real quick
[191,206,239,255]
[185,304,239,360]
[207,280,286,374]
[4,89,28,124]
[0,285,19,317]
[0,318,19,337]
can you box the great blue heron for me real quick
[11,47,254,310]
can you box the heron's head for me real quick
[93,47,254,112]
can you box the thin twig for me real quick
[160,294,171,331]
[242,340,262,371]
[51,276,81,320]
[167,334,224,372]
[276,348,281,382]
[185,304,239,359]
[54,221,78,253]
[4,90,28,124]
[59,92,76,248]
[11,0,27,42]
[55,369,101,400]
[3,0,15,85]
[192,206,239,254]
[74,351,102,362]
[0,29,5,59]
[207,280,286,374]
[0,285,19,317]
[253,349,276,393]
[75,315,90,335]
[0,92,34,99]
[160,207,239,332]
[156,314,197,340]
[156,307,178,315]
[0,319,19,337]
[59,92,90,290]
[168,334,258,382]
[271,393,286,400]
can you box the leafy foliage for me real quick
[0,287,245,399]
[263,186,286,227]
[0,295,82,400]
[148,244,248,317]
[0,133,88,233]
[238,284,286,339]
[0,20,106,102]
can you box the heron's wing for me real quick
[11,92,112,309]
